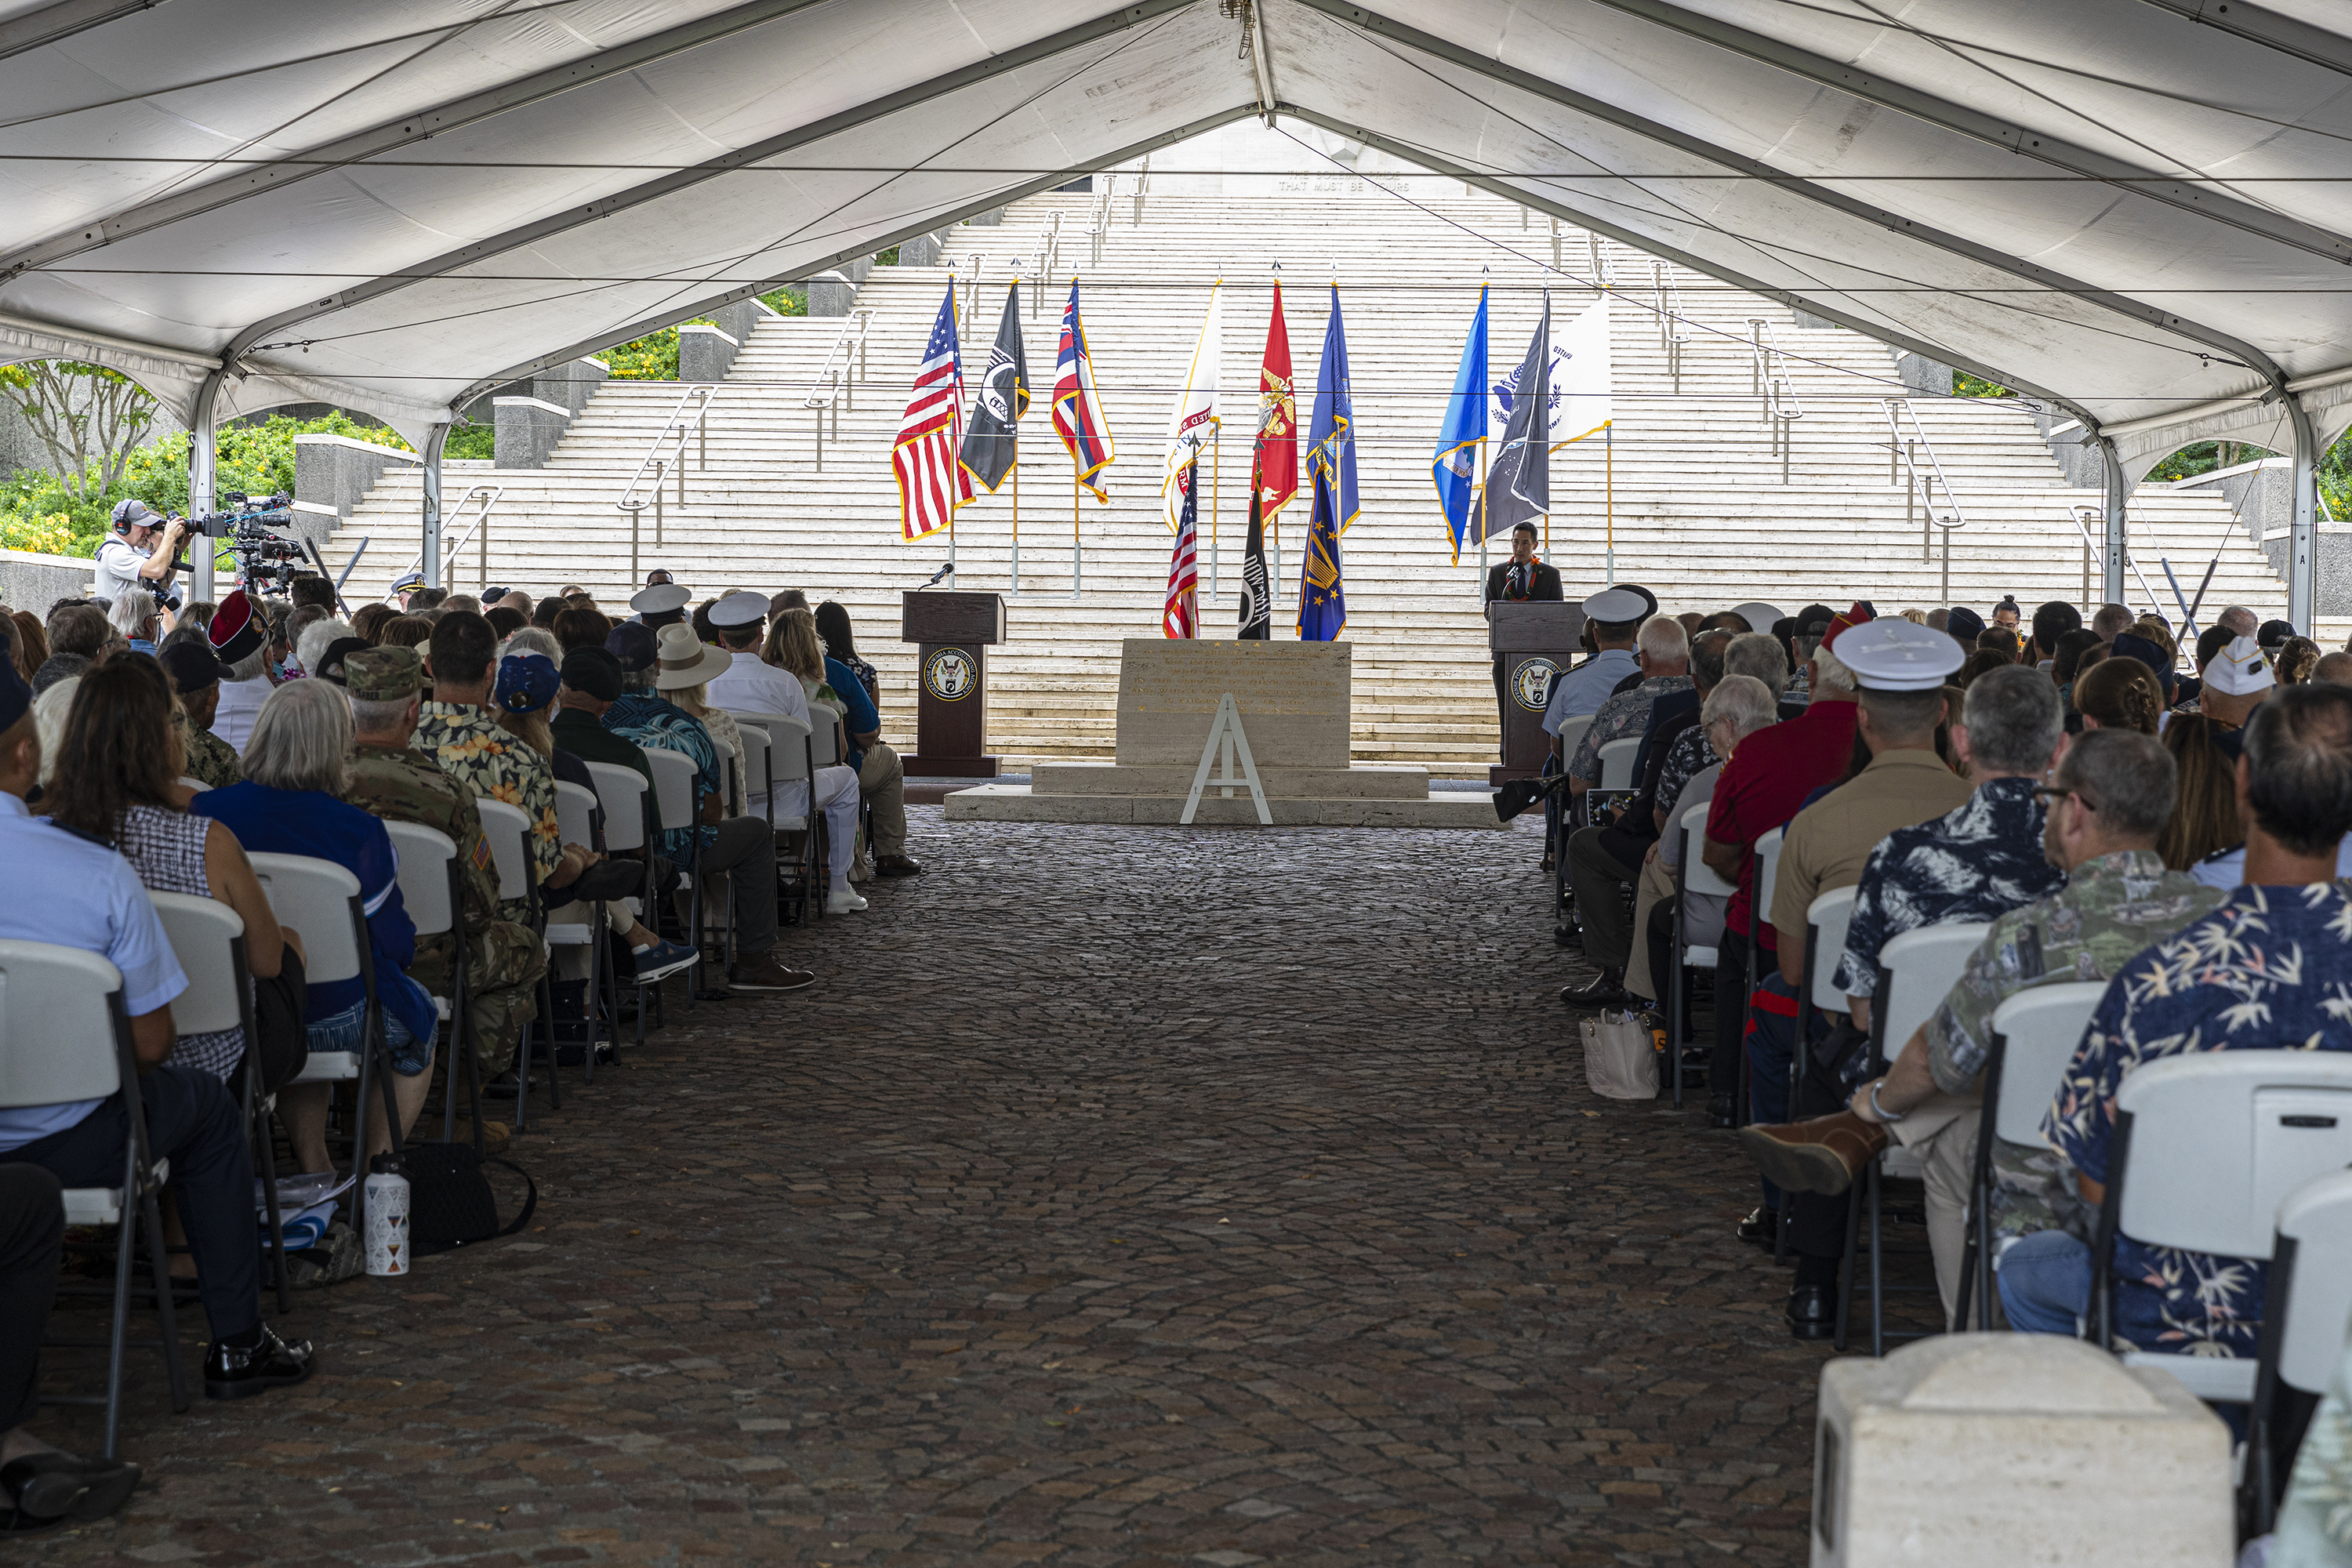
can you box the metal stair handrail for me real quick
[390,482,501,597]
[615,383,719,579]
[1652,260,1690,393]
[1131,154,1150,227]
[1749,317,1804,481]
[799,307,875,459]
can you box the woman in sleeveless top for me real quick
[43,657,299,1083]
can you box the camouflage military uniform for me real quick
[1922,848,2227,1243]
[412,702,560,922]
[178,713,241,790]
[343,739,547,1074]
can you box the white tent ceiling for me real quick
[5,0,2350,612]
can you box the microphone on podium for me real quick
[918,562,953,589]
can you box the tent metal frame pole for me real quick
[211,1,1200,368]
[1283,5,2285,386]
[2288,394,2320,633]
[421,424,448,590]
[187,370,220,604]
[2098,435,2130,610]
[2131,0,2352,81]
[1591,0,2352,261]
[0,0,160,67]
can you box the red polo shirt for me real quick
[1703,695,1860,950]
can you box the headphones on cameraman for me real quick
[111,498,159,535]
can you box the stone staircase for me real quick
[328,180,2291,777]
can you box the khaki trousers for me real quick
[1624,853,1678,1001]
[860,742,907,858]
[1889,1090,1983,1327]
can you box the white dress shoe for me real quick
[826,887,869,914]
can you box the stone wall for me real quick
[0,548,100,610]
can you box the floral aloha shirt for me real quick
[411,702,561,910]
[603,691,721,862]
[1568,673,1692,784]
[2045,880,2352,1359]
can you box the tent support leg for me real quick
[188,373,220,603]
[422,424,449,589]
[2098,435,2129,610]
[2288,395,2318,634]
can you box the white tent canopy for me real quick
[6,0,2350,619]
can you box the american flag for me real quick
[895,281,972,542]
[1052,279,1115,501]
[1163,445,1200,639]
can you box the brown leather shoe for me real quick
[1737,1111,1889,1196]
[727,959,816,992]
[873,854,924,877]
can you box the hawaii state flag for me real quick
[1052,280,1116,503]
[1253,278,1297,522]
[1298,284,1353,641]
[1163,443,1200,638]
[894,280,973,542]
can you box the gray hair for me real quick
[501,626,561,662]
[107,588,157,642]
[1961,664,2063,773]
[1637,616,1690,664]
[1690,629,1730,691]
[2056,728,2175,840]
[620,665,656,695]
[225,645,270,684]
[1722,632,1787,695]
[1810,644,1858,695]
[2218,605,2259,637]
[295,617,353,676]
[348,694,415,734]
[242,678,352,793]
[1702,673,1778,745]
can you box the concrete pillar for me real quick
[2097,434,2129,608]
[527,357,608,419]
[710,299,763,347]
[422,424,448,588]
[187,373,220,604]
[807,270,858,317]
[493,396,573,467]
[2288,394,2318,633]
[1896,352,1955,397]
[677,324,741,383]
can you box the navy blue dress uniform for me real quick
[1541,585,1658,738]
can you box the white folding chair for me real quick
[2096,1051,2352,1405]
[1776,884,1857,1264]
[474,797,557,1125]
[731,721,772,826]
[252,852,397,1239]
[1741,826,1786,1130]
[1839,920,1994,1352]
[176,775,211,793]
[382,820,481,1149]
[0,940,187,1455]
[810,712,842,770]
[713,734,741,817]
[1955,982,2109,1332]
[1664,800,1726,1109]
[641,746,725,989]
[547,778,612,1081]
[730,709,818,924]
[583,760,667,1044]
[147,890,290,1313]
[2248,1169,2352,1534]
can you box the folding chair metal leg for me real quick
[99,1138,139,1461]
[137,1178,188,1417]
[1833,1183,1864,1354]
[515,975,544,1133]
[1867,1160,1887,1356]
[250,1060,290,1315]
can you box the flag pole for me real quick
[1210,427,1220,597]
[1072,470,1081,601]
[1011,455,1021,596]
[949,511,957,588]
[1475,436,1488,605]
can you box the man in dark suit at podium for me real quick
[1485,521,1564,727]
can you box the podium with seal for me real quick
[1488,601,1585,784]
[902,590,1004,778]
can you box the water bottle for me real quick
[364,1165,411,1277]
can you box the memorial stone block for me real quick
[1112,639,1350,768]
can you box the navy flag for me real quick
[959,281,1029,494]
[1479,290,1550,543]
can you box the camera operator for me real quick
[97,499,188,607]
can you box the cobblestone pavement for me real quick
[28,808,1834,1566]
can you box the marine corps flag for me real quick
[958,281,1028,493]
[1253,278,1297,521]
[1237,485,1270,640]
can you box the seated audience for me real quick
[1748,665,2067,1324]
[2050,628,2103,699]
[339,647,550,1087]
[412,612,561,916]
[158,641,244,789]
[348,602,395,644]
[441,595,481,617]
[2070,655,2162,735]
[8,610,46,684]
[0,658,317,1398]
[192,681,440,1173]
[1989,595,2022,633]
[2005,684,2352,1359]
[205,593,274,753]
[658,627,747,813]
[484,605,524,639]
[702,594,864,902]
[406,586,448,614]
[551,605,612,653]
[293,617,353,681]
[107,589,164,655]
[1755,618,1973,1337]
[375,614,433,651]
[2089,602,2135,644]
[2158,714,2244,871]
[29,654,87,696]
[603,622,818,989]
[1566,610,1690,801]
[2199,634,2274,743]
[1541,586,1653,736]
[45,655,303,1089]
[2315,650,2352,685]
[2278,635,2321,685]
[2029,600,2081,667]
[813,599,917,877]
[532,596,565,631]
[767,606,918,879]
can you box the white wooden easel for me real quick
[1180,691,1272,826]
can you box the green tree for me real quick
[0,360,158,502]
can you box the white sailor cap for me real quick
[1834,617,1965,691]
[630,582,691,615]
[2202,635,2275,697]
[1731,601,1783,632]
[1580,584,1657,624]
[708,589,771,630]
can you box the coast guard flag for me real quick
[958,281,1028,493]
[1298,284,1354,641]
[1163,441,1200,638]
[894,281,972,542]
[1432,282,1489,564]
[1477,290,1549,545]
[1237,485,1270,639]
[1052,280,1116,502]
[1161,281,1221,532]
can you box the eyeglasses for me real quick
[2034,783,2100,811]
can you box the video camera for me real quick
[169,491,317,598]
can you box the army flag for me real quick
[958,281,1029,493]
[1160,281,1221,532]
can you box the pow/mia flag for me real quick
[1237,484,1271,640]
[958,281,1029,493]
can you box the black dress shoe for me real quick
[1561,971,1635,1007]
[1736,1206,1777,1247]
[1785,1281,1838,1340]
[0,1453,140,1522]
[205,1323,317,1400]
[1709,1093,1737,1128]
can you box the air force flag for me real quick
[1432,282,1489,564]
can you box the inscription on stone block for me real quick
[1115,639,1351,768]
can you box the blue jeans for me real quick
[1998,1229,2092,1335]
[307,998,427,1076]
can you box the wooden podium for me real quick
[902,590,1004,778]
[1488,601,1586,785]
